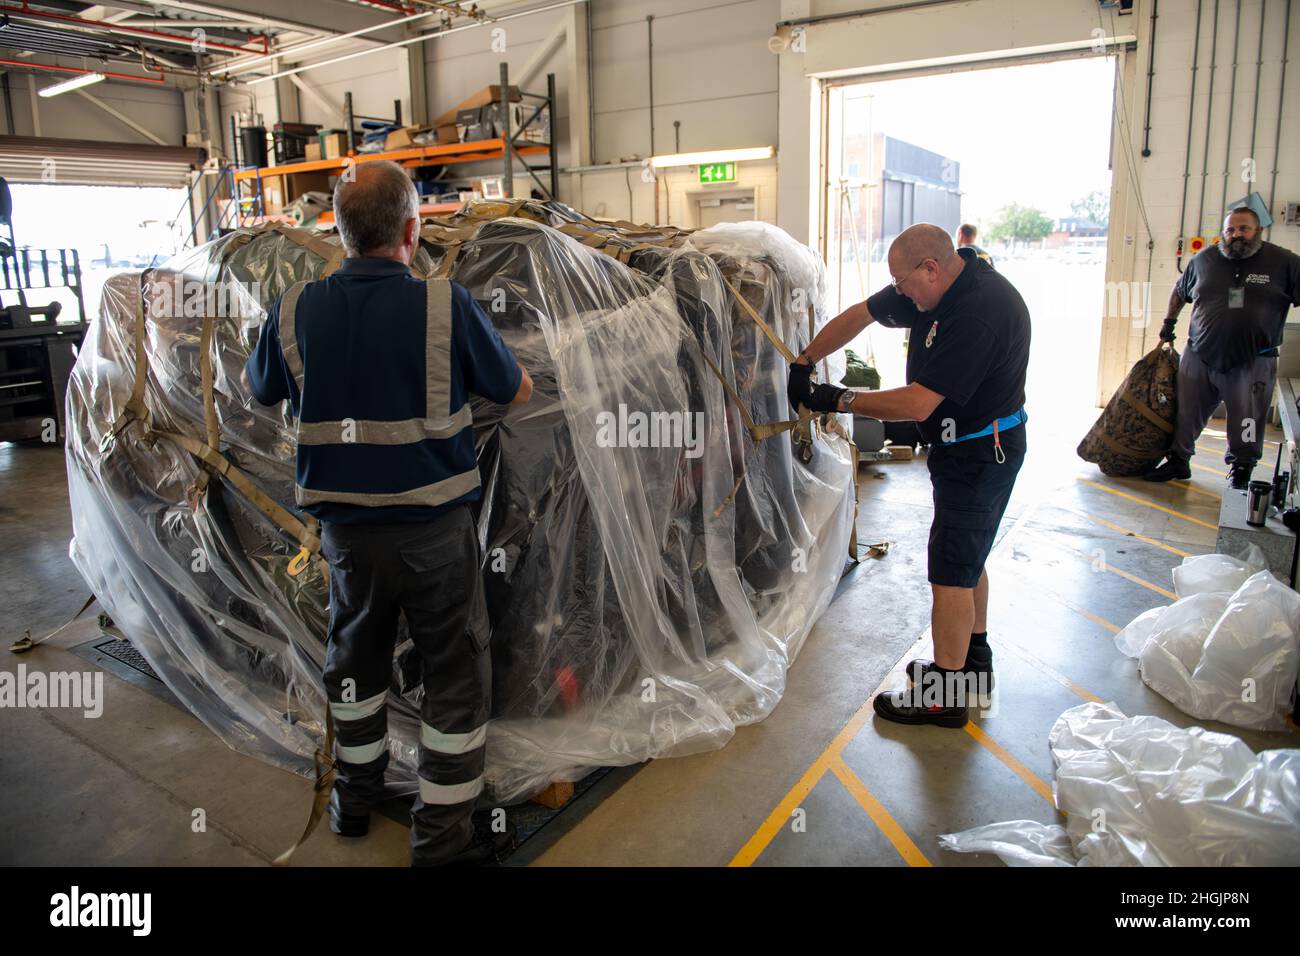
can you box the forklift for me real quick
[0,176,88,443]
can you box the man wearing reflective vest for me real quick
[245,160,533,865]
[787,223,1031,728]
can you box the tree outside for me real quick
[987,203,1053,249]
[1070,190,1110,227]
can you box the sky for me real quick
[838,56,1118,227]
[8,183,188,262]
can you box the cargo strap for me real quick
[100,272,323,568]
[1118,388,1174,434]
[103,273,153,448]
[1093,429,1158,461]
[273,708,336,866]
[271,223,346,278]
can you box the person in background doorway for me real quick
[1144,206,1300,489]
[957,223,994,267]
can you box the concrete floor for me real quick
[1,413,1296,867]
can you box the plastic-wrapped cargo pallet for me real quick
[64,199,856,803]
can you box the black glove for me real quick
[804,383,848,413]
[1159,320,1177,343]
[787,360,815,413]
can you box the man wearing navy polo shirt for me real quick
[788,223,1031,728]
[245,160,532,865]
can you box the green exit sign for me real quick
[698,162,737,184]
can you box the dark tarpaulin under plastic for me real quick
[65,199,856,802]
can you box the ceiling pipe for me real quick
[124,0,337,38]
[212,6,442,77]
[242,0,584,86]
[777,0,972,29]
[0,3,264,55]
[0,58,166,85]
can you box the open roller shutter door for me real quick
[0,136,204,187]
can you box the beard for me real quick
[1219,234,1263,259]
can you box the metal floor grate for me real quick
[92,637,161,681]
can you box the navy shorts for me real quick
[926,429,1026,588]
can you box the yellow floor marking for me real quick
[729,487,1094,866]
[962,722,1056,806]
[1191,460,1224,477]
[992,631,1108,702]
[826,756,932,867]
[1168,479,1221,501]
[728,682,890,867]
[1053,503,1195,558]
[1076,478,1219,531]
[1023,526,1177,601]
[1198,432,1279,447]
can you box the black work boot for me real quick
[872,670,970,729]
[1143,456,1192,481]
[328,790,370,838]
[907,644,994,692]
[1228,461,1254,490]
[412,818,516,867]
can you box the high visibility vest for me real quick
[277,277,481,509]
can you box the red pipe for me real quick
[2,3,266,55]
[0,58,166,85]
[352,0,421,15]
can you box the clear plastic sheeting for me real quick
[64,199,856,802]
[1114,548,1300,731]
[940,701,1300,866]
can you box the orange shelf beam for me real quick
[313,201,462,226]
[233,139,549,182]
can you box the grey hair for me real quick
[332,160,419,256]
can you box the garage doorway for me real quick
[821,54,1119,419]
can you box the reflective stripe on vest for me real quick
[278,277,480,509]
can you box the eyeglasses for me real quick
[891,257,934,289]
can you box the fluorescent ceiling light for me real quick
[649,146,775,168]
[38,72,105,97]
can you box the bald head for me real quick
[886,223,965,311]
[889,223,958,270]
[333,160,419,257]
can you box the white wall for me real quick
[4,71,186,145]
[1098,0,1299,400]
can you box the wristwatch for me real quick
[836,388,856,414]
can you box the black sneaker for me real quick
[1143,457,1191,481]
[327,791,370,838]
[907,645,994,692]
[872,685,969,729]
[1229,462,1254,490]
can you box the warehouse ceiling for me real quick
[0,0,524,88]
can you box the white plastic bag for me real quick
[941,702,1300,866]
[1172,544,1266,598]
[1112,545,1299,731]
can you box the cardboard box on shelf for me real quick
[432,84,521,128]
[436,124,459,145]
[261,186,283,215]
[304,141,321,161]
[385,124,435,151]
[320,132,349,159]
[456,103,549,144]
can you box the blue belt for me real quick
[946,407,1028,445]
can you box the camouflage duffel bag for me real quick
[1078,343,1180,477]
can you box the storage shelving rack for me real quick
[233,64,558,227]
